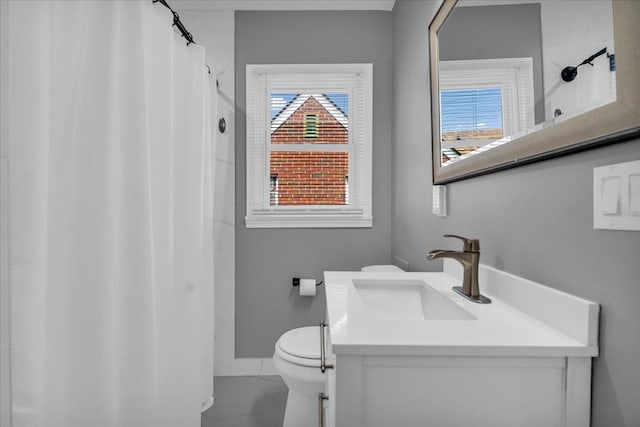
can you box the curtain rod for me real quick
[152,0,194,45]
[152,0,214,79]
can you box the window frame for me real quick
[245,64,373,228]
[439,58,535,161]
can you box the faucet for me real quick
[427,234,491,304]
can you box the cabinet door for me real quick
[323,368,336,427]
[338,356,565,427]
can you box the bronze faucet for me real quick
[427,234,491,304]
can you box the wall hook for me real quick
[561,47,608,82]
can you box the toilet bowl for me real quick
[273,265,403,426]
[273,326,326,427]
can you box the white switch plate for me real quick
[630,174,640,215]
[593,160,640,231]
[432,185,447,217]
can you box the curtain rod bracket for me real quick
[152,0,212,75]
[153,0,196,46]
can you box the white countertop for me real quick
[324,269,599,358]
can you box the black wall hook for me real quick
[561,47,608,82]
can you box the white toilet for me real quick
[273,264,404,427]
[273,326,326,427]
[360,264,403,273]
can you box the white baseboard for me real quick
[214,357,277,376]
[201,395,214,412]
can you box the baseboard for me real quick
[214,357,278,376]
[201,395,214,412]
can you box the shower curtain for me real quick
[6,1,214,426]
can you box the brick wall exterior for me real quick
[270,96,349,205]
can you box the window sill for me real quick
[245,211,372,229]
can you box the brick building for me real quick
[270,94,349,206]
[440,129,503,164]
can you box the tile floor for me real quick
[201,376,288,427]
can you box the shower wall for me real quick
[1,1,10,422]
[539,1,616,121]
[177,10,236,375]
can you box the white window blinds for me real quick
[440,58,535,144]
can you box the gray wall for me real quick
[439,3,545,124]
[392,1,640,426]
[235,11,393,358]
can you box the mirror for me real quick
[429,0,640,184]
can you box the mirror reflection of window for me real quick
[440,87,503,163]
[439,58,534,165]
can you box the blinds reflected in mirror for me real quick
[439,58,535,165]
[441,87,504,141]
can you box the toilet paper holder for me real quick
[292,277,324,287]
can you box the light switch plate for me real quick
[594,160,640,231]
[630,174,640,216]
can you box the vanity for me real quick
[321,260,599,427]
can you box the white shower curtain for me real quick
[6,1,214,426]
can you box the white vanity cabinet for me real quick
[323,262,599,427]
[322,365,336,427]
[326,354,591,427]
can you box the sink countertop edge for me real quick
[324,270,599,358]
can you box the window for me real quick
[304,114,319,138]
[270,174,279,205]
[246,64,373,228]
[441,87,504,141]
[439,58,535,164]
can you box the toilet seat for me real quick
[275,326,322,368]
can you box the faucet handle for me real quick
[443,234,480,252]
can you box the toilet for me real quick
[273,326,326,427]
[273,264,404,427]
[360,264,404,273]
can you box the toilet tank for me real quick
[360,264,404,272]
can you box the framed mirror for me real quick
[429,0,640,184]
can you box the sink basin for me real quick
[353,279,476,320]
